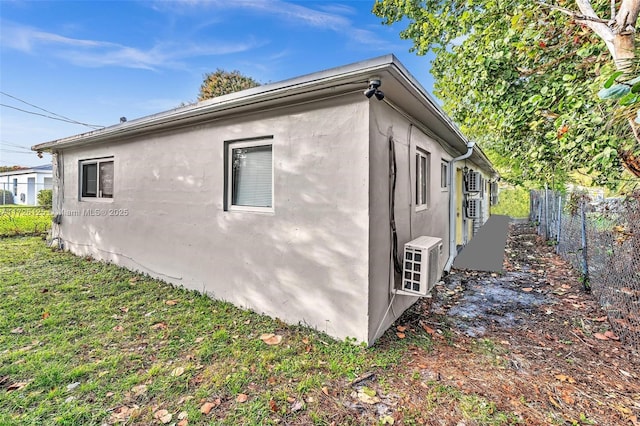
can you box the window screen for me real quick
[231,144,272,208]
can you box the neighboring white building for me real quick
[0,165,53,205]
[33,55,497,345]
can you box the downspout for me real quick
[444,141,475,272]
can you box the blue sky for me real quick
[0,0,435,167]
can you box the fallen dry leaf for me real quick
[42,312,50,319]
[594,332,609,340]
[522,287,533,292]
[151,322,167,330]
[177,420,188,426]
[302,337,310,344]
[165,299,178,306]
[422,324,436,335]
[356,386,380,404]
[604,330,620,340]
[10,327,24,334]
[236,393,248,403]
[131,384,147,396]
[200,402,215,415]
[594,316,607,322]
[397,325,407,332]
[396,332,406,339]
[112,325,124,332]
[7,382,28,392]
[177,411,188,420]
[560,389,575,405]
[153,409,172,424]
[555,374,576,384]
[269,399,278,412]
[119,307,129,313]
[260,333,283,345]
[321,386,329,396]
[110,405,139,423]
[171,367,185,377]
[194,337,204,343]
[291,399,304,412]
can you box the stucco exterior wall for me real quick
[54,94,372,343]
[367,101,452,343]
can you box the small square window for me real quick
[80,158,114,199]
[226,138,273,212]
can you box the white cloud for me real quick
[153,0,393,49]
[0,20,262,70]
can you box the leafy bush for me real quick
[37,189,52,208]
[0,190,14,205]
[491,187,530,218]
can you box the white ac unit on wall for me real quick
[398,236,443,297]
[464,171,482,194]
[466,199,482,219]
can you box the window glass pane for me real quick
[420,155,427,204]
[232,145,272,207]
[82,163,97,197]
[415,154,420,205]
[99,161,114,198]
[441,162,448,188]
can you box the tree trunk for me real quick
[575,0,640,177]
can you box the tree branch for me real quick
[536,1,609,24]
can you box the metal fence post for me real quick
[580,200,591,292]
[556,195,562,253]
[544,184,549,239]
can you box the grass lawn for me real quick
[0,206,52,236]
[0,237,519,425]
[491,188,530,219]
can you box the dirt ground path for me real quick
[341,222,640,425]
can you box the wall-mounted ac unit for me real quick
[490,182,499,206]
[464,171,482,193]
[398,236,443,297]
[466,199,482,219]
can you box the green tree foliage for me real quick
[198,69,260,101]
[37,189,52,208]
[373,0,640,188]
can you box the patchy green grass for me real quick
[0,237,521,425]
[492,187,530,219]
[0,206,52,236]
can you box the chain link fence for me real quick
[531,189,640,351]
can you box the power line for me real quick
[1,103,104,129]
[0,140,31,150]
[0,91,104,129]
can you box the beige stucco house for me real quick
[33,55,497,345]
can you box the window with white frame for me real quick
[415,148,430,209]
[440,160,449,190]
[80,158,114,199]
[227,138,273,212]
